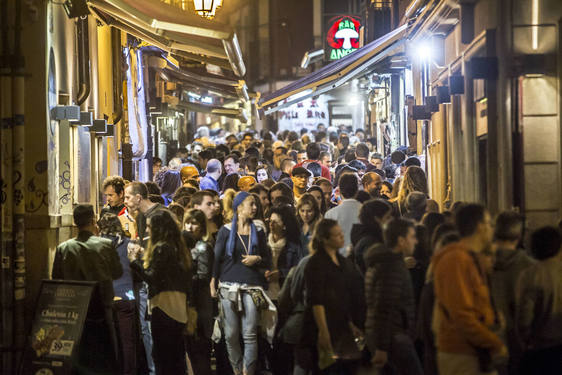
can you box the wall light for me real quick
[415,41,433,62]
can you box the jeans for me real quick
[138,282,155,374]
[220,288,259,375]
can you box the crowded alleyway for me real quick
[1,0,562,375]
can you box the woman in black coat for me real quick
[128,209,192,375]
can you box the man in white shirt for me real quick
[324,173,361,255]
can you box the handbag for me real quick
[246,288,269,310]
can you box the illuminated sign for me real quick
[326,16,361,60]
[278,96,329,132]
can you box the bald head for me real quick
[206,159,222,177]
[362,172,383,195]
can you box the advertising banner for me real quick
[22,280,96,375]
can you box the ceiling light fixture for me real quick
[193,0,224,19]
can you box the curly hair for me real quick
[97,213,125,237]
[102,175,125,194]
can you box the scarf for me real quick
[267,233,287,270]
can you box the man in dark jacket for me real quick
[490,211,535,374]
[364,218,422,375]
[52,204,123,372]
[52,204,123,306]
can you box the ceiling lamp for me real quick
[193,0,223,19]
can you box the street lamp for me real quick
[193,0,223,19]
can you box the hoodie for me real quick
[351,223,384,275]
[492,248,535,333]
[364,244,416,352]
[491,248,535,366]
[432,242,504,355]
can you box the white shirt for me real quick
[324,198,362,255]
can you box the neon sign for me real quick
[326,16,361,60]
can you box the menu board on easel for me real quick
[21,280,96,375]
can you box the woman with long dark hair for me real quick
[128,209,192,375]
[210,192,273,375]
[305,219,365,374]
[223,173,241,193]
[296,193,322,247]
[256,164,270,184]
[267,204,306,299]
[182,209,214,375]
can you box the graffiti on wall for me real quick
[59,161,71,205]
[25,161,48,213]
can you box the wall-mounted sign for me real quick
[277,96,329,132]
[326,16,361,61]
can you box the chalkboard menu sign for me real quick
[21,280,96,375]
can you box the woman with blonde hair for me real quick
[128,209,192,374]
[210,192,272,375]
[222,188,237,223]
[393,166,429,216]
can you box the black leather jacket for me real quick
[130,242,191,300]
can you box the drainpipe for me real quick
[76,17,90,106]
[12,0,26,364]
[111,28,122,125]
[0,0,14,371]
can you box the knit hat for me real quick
[233,191,251,212]
[227,191,258,257]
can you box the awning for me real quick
[88,0,245,76]
[173,101,248,123]
[257,24,408,115]
[144,49,249,101]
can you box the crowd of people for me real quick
[52,125,562,375]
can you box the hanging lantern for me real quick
[193,0,223,19]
